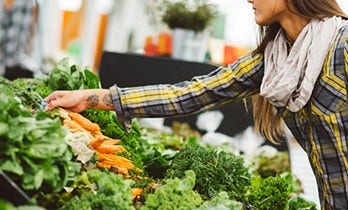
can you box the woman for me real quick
[45,0,348,209]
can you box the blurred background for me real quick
[3,0,347,77]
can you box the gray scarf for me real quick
[260,16,348,112]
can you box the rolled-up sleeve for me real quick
[109,85,132,129]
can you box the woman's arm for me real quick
[45,52,264,126]
[111,53,264,124]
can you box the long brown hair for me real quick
[252,0,348,143]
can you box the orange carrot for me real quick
[99,139,121,145]
[89,135,106,149]
[131,188,143,199]
[95,144,126,154]
[66,110,101,133]
[114,167,129,176]
[100,160,134,169]
[89,136,124,154]
[97,162,129,175]
[97,153,134,169]
[97,162,111,169]
[63,119,87,133]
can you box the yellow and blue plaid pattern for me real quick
[110,26,348,210]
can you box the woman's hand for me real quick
[44,89,114,112]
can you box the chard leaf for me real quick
[26,143,59,159]
[84,68,101,89]
[0,122,8,136]
[43,164,61,190]
[70,65,84,89]
[0,159,24,175]
[27,130,47,141]
[7,125,24,142]
[55,57,70,71]
[34,170,44,189]
[23,168,44,190]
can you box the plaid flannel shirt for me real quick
[110,25,348,209]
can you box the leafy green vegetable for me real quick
[165,142,251,201]
[246,175,291,210]
[0,76,51,110]
[61,169,135,210]
[288,196,317,210]
[252,150,291,178]
[139,127,191,179]
[196,191,243,210]
[141,170,202,210]
[280,172,303,195]
[45,58,100,91]
[0,82,80,193]
[0,199,16,210]
[0,199,45,210]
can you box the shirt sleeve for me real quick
[110,52,264,128]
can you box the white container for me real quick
[172,28,195,60]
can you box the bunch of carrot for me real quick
[58,108,137,176]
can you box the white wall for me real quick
[103,0,348,53]
[211,0,257,47]
[34,0,348,70]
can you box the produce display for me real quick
[0,59,318,210]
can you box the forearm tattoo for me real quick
[86,94,99,107]
[103,94,113,108]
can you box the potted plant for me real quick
[162,0,217,33]
[161,0,218,61]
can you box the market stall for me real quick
[0,59,317,210]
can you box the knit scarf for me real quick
[260,16,348,112]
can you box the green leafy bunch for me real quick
[246,175,291,210]
[0,77,51,110]
[252,151,291,178]
[288,196,317,210]
[45,58,100,91]
[62,169,135,210]
[141,170,202,210]
[197,191,243,210]
[0,198,45,210]
[165,142,251,201]
[0,83,80,193]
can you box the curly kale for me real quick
[141,170,202,210]
[62,169,135,210]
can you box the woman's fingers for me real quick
[45,91,64,103]
[44,90,89,112]
[44,91,71,110]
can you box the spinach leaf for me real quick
[46,58,100,91]
[0,81,80,193]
